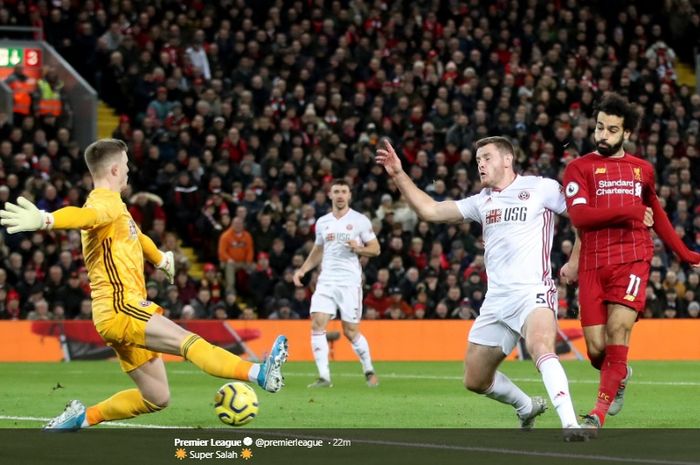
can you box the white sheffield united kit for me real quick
[455,175,566,354]
[310,209,377,323]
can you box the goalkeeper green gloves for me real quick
[0,196,54,234]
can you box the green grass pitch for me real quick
[1,360,699,429]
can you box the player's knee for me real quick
[586,349,604,370]
[526,340,552,361]
[464,372,489,393]
[147,393,170,410]
[310,316,327,332]
[342,328,357,341]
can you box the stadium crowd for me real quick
[0,0,698,322]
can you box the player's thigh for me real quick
[467,307,515,365]
[606,303,638,345]
[505,285,557,336]
[602,261,650,315]
[127,356,170,406]
[309,284,337,321]
[335,285,363,324]
[579,268,607,327]
[311,312,333,332]
[95,297,167,347]
[145,312,192,355]
[522,307,558,358]
[110,340,163,373]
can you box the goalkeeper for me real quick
[0,138,288,430]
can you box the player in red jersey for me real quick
[561,93,700,430]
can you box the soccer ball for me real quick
[214,382,259,426]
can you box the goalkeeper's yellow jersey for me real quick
[80,188,147,307]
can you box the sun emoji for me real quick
[241,448,253,460]
[175,448,187,460]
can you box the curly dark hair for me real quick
[594,92,641,132]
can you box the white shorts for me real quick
[309,282,363,323]
[468,284,557,355]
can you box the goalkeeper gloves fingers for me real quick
[157,251,175,284]
[0,196,54,234]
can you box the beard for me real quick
[595,138,624,157]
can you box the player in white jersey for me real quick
[377,136,586,440]
[293,179,381,388]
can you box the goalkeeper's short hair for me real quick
[84,138,128,178]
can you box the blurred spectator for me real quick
[161,284,183,320]
[26,299,52,320]
[453,298,477,320]
[218,217,254,293]
[146,280,160,304]
[175,269,198,305]
[248,252,275,312]
[74,299,92,321]
[363,283,391,317]
[189,287,214,319]
[129,192,166,235]
[386,286,413,318]
[688,301,700,318]
[35,66,65,121]
[269,298,300,320]
[5,65,35,122]
[0,0,697,321]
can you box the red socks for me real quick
[591,344,628,425]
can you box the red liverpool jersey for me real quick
[562,152,655,270]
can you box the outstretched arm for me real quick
[376,139,463,223]
[647,194,700,265]
[293,244,324,287]
[0,197,100,233]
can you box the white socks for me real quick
[247,364,260,383]
[536,353,579,428]
[485,371,532,416]
[351,334,374,374]
[311,331,331,381]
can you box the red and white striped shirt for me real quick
[563,152,655,271]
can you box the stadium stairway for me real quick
[676,62,696,89]
[96,103,206,280]
[97,101,119,139]
[180,244,204,280]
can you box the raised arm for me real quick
[376,139,463,223]
[0,197,100,233]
